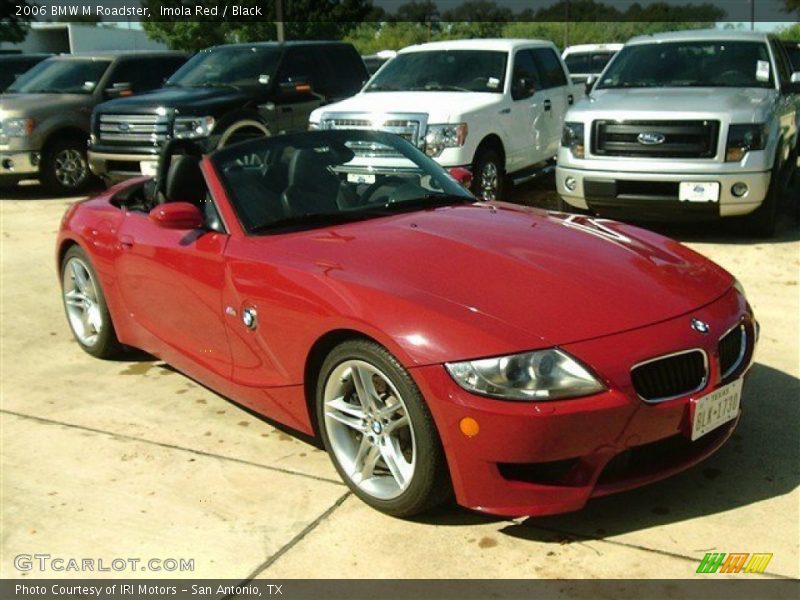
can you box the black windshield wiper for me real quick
[409,84,470,92]
[189,82,241,90]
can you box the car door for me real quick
[532,47,571,159]
[114,210,232,378]
[506,48,549,172]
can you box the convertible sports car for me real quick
[57,130,757,517]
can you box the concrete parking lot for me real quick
[1,179,798,581]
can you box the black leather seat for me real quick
[281,149,342,216]
[164,155,207,207]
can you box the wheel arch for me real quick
[302,328,391,438]
[42,126,88,157]
[473,134,506,168]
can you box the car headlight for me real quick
[726,123,768,162]
[445,348,605,401]
[424,123,468,158]
[561,122,585,158]
[1,117,35,138]
[173,116,215,139]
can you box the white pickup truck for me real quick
[309,39,583,200]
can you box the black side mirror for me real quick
[585,75,597,97]
[279,76,312,96]
[105,82,133,98]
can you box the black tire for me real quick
[472,147,506,202]
[748,157,783,238]
[41,137,92,196]
[316,339,451,517]
[61,245,124,359]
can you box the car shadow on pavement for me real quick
[0,180,104,201]
[496,362,799,542]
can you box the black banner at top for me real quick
[1,0,799,23]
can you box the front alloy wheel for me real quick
[317,340,450,516]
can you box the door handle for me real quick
[120,235,134,249]
[499,107,511,114]
[543,99,552,112]
[568,94,574,105]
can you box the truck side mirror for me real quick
[585,75,597,96]
[279,76,312,96]
[105,82,133,99]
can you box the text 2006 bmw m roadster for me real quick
[58,130,757,517]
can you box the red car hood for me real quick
[262,202,732,347]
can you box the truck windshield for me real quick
[598,41,774,89]
[365,50,507,93]
[167,47,281,89]
[565,52,616,75]
[7,58,110,94]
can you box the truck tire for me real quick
[472,147,506,202]
[41,138,92,196]
[748,157,782,238]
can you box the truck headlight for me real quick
[308,122,320,131]
[445,349,605,401]
[173,116,215,139]
[561,122,585,158]
[424,123,468,158]
[1,117,35,138]
[726,123,768,162]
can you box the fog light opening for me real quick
[1,159,14,171]
[731,182,749,198]
[565,176,577,191]
[459,417,480,438]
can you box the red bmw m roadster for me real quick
[57,130,757,517]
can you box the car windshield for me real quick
[167,46,281,88]
[211,130,475,234]
[7,58,110,94]
[565,52,616,75]
[598,41,774,89]
[365,50,507,93]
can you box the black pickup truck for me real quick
[89,41,368,182]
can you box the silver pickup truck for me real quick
[557,30,800,237]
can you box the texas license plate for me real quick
[140,161,158,177]
[691,378,742,441]
[679,181,720,203]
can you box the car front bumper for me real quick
[411,288,756,517]
[0,150,40,177]
[556,166,771,220]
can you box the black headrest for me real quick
[165,155,207,205]
[155,138,204,202]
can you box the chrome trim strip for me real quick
[719,322,748,380]
[631,348,709,404]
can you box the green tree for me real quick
[0,0,33,43]
[778,22,800,40]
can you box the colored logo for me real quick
[637,132,666,145]
[691,318,710,334]
[696,553,773,574]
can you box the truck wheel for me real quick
[748,158,783,238]
[472,148,506,201]
[41,138,91,196]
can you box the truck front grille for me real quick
[631,349,707,403]
[592,120,719,159]
[98,113,169,145]
[320,113,426,156]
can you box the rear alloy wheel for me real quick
[472,147,506,202]
[317,340,450,517]
[42,138,91,195]
[61,246,123,358]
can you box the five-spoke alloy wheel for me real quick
[61,245,123,358]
